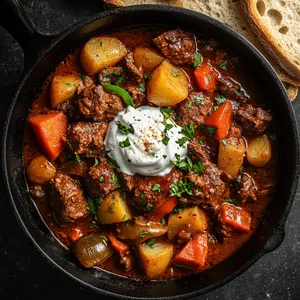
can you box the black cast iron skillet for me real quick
[1,0,299,299]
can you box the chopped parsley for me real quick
[94,157,99,166]
[171,71,180,77]
[140,194,147,200]
[111,174,121,188]
[222,198,238,205]
[95,197,104,208]
[100,149,109,157]
[162,136,170,145]
[107,157,119,169]
[139,231,149,238]
[176,124,194,147]
[215,94,226,105]
[169,179,195,197]
[147,237,156,248]
[123,214,127,221]
[144,73,151,80]
[79,73,87,82]
[213,105,218,111]
[119,137,131,148]
[199,139,205,145]
[219,61,227,70]
[193,52,202,68]
[138,83,146,93]
[66,82,72,87]
[221,139,227,146]
[172,154,193,171]
[193,161,205,174]
[75,154,81,162]
[187,101,193,108]
[235,89,241,96]
[100,234,108,241]
[194,96,205,105]
[200,124,218,137]
[108,202,115,213]
[87,197,96,214]
[152,184,161,192]
[173,205,184,214]
[161,217,166,225]
[160,107,175,132]
[116,120,135,135]
[102,77,111,82]
[99,176,104,183]
[115,75,125,86]
[99,41,103,46]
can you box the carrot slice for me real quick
[147,196,178,222]
[29,111,67,161]
[205,101,233,140]
[173,232,208,269]
[69,228,83,242]
[107,233,129,257]
[194,63,217,92]
[220,203,251,232]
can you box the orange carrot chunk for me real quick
[147,196,178,222]
[107,233,129,258]
[29,111,67,161]
[220,203,251,232]
[194,63,217,92]
[173,232,208,269]
[205,101,233,140]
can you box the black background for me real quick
[1,1,300,299]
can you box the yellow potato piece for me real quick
[133,47,164,73]
[26,155,56,184]
[97,191,132,224]
[167,206,207,240]
[247,135,272,167]
[50,74,83,108]
[147,60,189,107]
[218,137,246,179]
[137,240,173,279]
[80,36,127,76]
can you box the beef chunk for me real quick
[132,168,181,212]
[76,85,124,121]
[123,52,144,83]
[86,157,117,198]
[236,104,272,135]
[217,77,249,103]
[153,29,196,65]
[187,141,226,209]
[237,173,258,203]
[177,92,212,126]
[126,85,146,107]
[120,173,135,191]
[252,167,275,197]
[98,67,124,85]
[50,172,89,224]
[227,124,241,138]
[65,122,108,157]
[29,184,45,199]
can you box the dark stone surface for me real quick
[0,1,299,299]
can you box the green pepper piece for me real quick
[103,84,135,107]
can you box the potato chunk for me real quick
[147,60,188,107]
[26,155,56,184]
[246,135,272,167]
[97,191,132,224]
[137,240,173,279]
[50,75,83,108]
[218,137,246,179]
[80,36,127,76]
[133,47,164,73]
[167,206,207,240]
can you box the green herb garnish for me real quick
[193,52,202,68]
[152,184,161,192]
[119,137,131,148]
[219,61,227,70]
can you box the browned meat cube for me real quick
[235,104,272,135]
[65,122,108,157]
[123,52,144,84]
[50,172,89,224]
[86,157,117,198]
[98,66,124,85]
[177,92,213,126]
[153,29,196,65]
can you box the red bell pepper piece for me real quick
[147,196,178,222]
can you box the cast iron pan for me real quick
[1,0,299,299]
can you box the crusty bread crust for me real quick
[104,0,182,9]
[241,0,300,81]
[285,84,299,101]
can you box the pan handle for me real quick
[0,0,55,71]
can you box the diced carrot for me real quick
[194,63,217,92]
[147,196,178,222]
[69,228,83,242]
[29,111,68,161]
[173,232,208,269]
[107,233,129,257]
[205,101,233,140]
[220,203,251,232]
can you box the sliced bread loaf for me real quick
[104,0,181,8]
[241,0,300,81]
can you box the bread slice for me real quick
[241,0,300,81]
[103,0,299,100]
[104,0,181,9]
[285,83,299,101]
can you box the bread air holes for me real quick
[256,0,266,16]
[297,39,300,45]
[279,26,289,34]
[267,9,283,25]
[278,0,286,6]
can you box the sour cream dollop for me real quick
[104,106,188,176]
